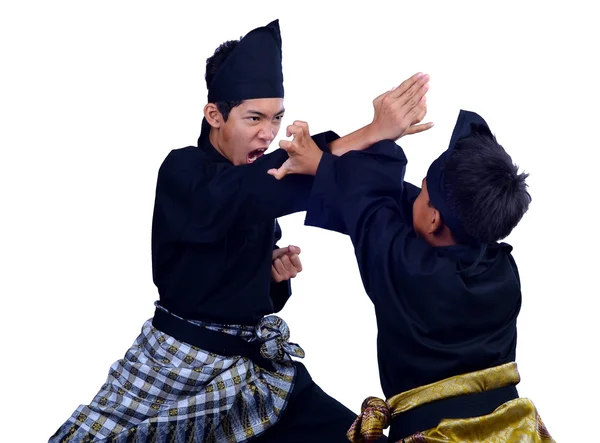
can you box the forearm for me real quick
[328,123,379,156]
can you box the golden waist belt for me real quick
[347,362,521,442]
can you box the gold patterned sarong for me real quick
[347,362,555,442]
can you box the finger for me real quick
[408,100,428,124]
[286,124,305,138]
[287,245,301,255]
[388,73,421,99]
[410,100,428,125]
[287,124,305,139]
[288,253,302,272]
[388,72,424,99]
[280,255,297,277]
[274,258,288,278]
[271,265,283,283]
[279,139,293,151]
[398,76,430,109]
[272,247,290,260]
[267,167,289,180]
[403,122,434,135]
[280,254,292,269]
[293,121,309,132]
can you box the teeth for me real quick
[248,149,266,163]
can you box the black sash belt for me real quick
[151,307,276,371]
[389,384,519,441]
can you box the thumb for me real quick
[287,245,301,255]
[272,247,290,260]
[267,167,288,180]
[268,159,294,180]
[403,122,434,136]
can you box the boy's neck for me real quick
[427,227,458,247]
[429,237,457,248]
[208,129,229,161]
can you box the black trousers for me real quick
[252,362,388,443]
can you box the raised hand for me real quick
[267,121,322,180]
[370,72,433,141]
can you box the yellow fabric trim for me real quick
[404,398,555,442]
[388,362,520,417]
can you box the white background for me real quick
[1,1,598,441]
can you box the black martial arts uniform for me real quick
[151,126,380,442]
[305,138,523,441]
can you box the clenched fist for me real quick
[271,245,303,283]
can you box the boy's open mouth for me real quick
[247,148,266,163]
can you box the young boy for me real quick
[268,106,555,442]
[48,19,429,443]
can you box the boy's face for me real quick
[215,98,285,166]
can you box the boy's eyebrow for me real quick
[246,108,286,117]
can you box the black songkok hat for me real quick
[425,110,493,245]
[207,19,284,103]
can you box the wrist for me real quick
[329,123,380,156]
[363,123,381,146]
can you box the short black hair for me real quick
[443,127,531,243]
[205,39,242,121]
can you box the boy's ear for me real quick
[429,207,444,234]
[204,103,222,128]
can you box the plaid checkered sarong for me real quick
[49,303,305,443]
